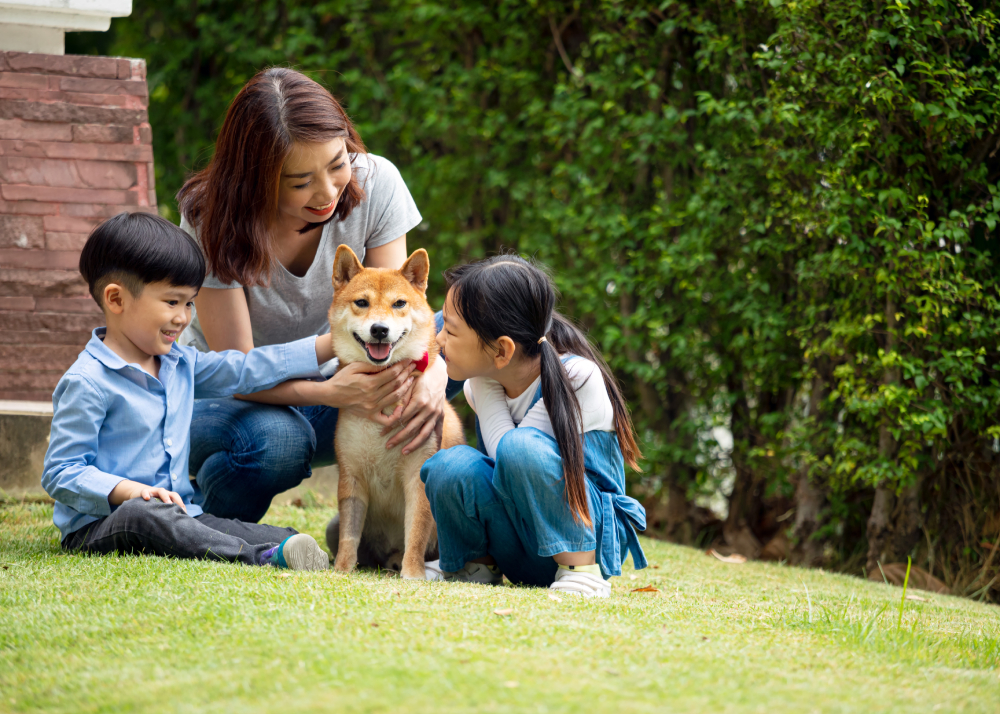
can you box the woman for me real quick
[177,67,454,522]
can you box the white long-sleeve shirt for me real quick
[463,356,615,460]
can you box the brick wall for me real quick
[0,51,156,401]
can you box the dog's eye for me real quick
[393,300,406,309]
[354,299,369,308]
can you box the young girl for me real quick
[421,255,647,597]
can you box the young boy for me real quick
[42,212,336,570]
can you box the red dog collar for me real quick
[412,351,430,373]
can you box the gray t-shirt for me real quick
[179,153,421,357]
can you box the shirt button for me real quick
[165,438,173,446]
[172,475,178,482]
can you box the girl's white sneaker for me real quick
[549,567,611,598]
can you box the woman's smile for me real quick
[305,202,334,216]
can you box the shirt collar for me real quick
[84,327,182,373]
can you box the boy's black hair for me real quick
[79,212,206,308]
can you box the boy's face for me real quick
[105,281,198,358]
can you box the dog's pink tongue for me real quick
[368,342,391,360]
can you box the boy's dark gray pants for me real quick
[61,498,299,566]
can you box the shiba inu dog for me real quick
[325,245,464,580]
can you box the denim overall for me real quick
[420,359,647,586]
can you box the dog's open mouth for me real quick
[353,333,404,364]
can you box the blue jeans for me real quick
[189,312,463,523]
[421,427,648,586]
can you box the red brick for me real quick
[1,184,138,205]
[0,369,64,391]
[0,100,147,126]
[0,215,44,249]
[76,160,137,190]
[0,72,49,90]
[130,59,146,81]
[44,232,88,251]
[59,203,132,219]
[0,269,89,298]
[138,125,152,144]
[0,87,141,108]
[0,344,87,371]
[146,162,156,191]
[0,329,93,345]
[0,249,80,270]
[0,198,62,216]
[0,157,74,187]
[0,311,100,331]
[42,215,98,233]
[4,53,119,79]
[34,297,101,314]
[58,77,148,97]
[0,119,72,142]
[72,124,133,144]
[0,139,151,162]
[117,59,132,80]
[0,296,34,310]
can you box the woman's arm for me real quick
[364,234,407,268]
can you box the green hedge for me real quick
[69,0,1000,598]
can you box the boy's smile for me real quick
[102,280,199,377]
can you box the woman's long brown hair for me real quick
[177,67,367,286]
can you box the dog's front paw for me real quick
[332,554,357,573]
[400,562,427,580]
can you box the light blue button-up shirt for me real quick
[43,328,321,539]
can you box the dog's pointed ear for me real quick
[333,245,364,291]
[399,249,429,294]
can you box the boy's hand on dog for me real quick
[321,360,416,417]
[382,357,449,454]
[108,480,187,512]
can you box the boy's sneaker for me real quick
[549,564,611,598]
[425,559,503,584]
[260,534,328,571]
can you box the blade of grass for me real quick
[897,556,912,631]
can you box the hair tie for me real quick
[538,336,547,345]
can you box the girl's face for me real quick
[436,288,500,382]
[276,139,352,228]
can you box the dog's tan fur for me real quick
[325,246,464,580]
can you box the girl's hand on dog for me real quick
[382,357,449,455]
[320,360,416,417]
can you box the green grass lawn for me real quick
[1,498,998,714]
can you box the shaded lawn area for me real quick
[1,499,998,713]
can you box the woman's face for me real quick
[276,139,352,227]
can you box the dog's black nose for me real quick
[370,323,389,341]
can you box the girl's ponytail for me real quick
[445,254,641,527]
[538,333,590,525]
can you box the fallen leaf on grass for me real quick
[276,573,293,578]
[548,593,563,602]
[708,549,747,564]
[493,608,514,616]
[652,565,660,569]
[631,585,660,593]
[906,594,929,602]
[370,622,379,628]
[504,681,519,688]
[629,574,638,580]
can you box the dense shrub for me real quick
[69,0,1000,599]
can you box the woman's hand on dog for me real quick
[319,360,416,417]
[382,357,449,455]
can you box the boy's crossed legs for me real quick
[62,498,328,569]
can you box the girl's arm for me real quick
[468,377,517,459]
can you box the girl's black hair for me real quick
[445,255,641,526]
[79,212,206,307]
